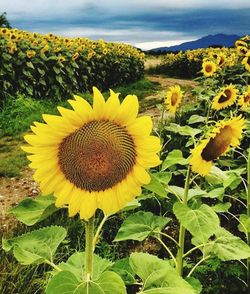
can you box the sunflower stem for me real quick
[93,214,109,249]
[85,216,95,282]
[247,149,250,289]
[176,165,191,276]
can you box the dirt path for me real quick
[0,74,197,233]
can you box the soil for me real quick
[0,74,197,235]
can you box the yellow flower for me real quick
[235,40,248,48]
[212,84,238,110]
[72,52,79,61]
[202,60,217,77]
[22,88,161,220]
[57,56,65,63]
[87,50,95,60]
[165,85,183,114]
[41,44,49,54]
[242,51,250,71]
[237,46,248,56]
[26,50,36,58]
[190,116,245,176]
[238,86,250,110]
[216,53,226,67]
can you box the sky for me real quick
[1,0,250,50]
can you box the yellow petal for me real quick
[137,154,162,168]
[24,134,61,146]
[55,180,74,206]
[79,192,97,220]
[103,90,120,120]
[135,136,161,153]
[93,87,106,119]
[57,106,83,126]
[98,189,120,215]
[114,95,139,125]
[68,97,93,120]
[127,116,153,137]
[133,165,151,185]
[68,189,82,217]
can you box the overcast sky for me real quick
[1,0,250,50]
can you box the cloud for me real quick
[1,1,249,49]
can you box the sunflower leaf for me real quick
[129,253,195,294]
[3,226,67,265]
[58,252,112,281]
[203,227,250,261]
[114,211,170,242]
[8,195,58,226]
[161,150,188,171]
[173,203,220,243]
[46,270,126,294]
[143,173,168,198]
[165,123,202,137]
[111,257,136,285]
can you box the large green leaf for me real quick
[205,166,228,185]
[167,186,206,201]
[46,270,126,294]
[161,150,188,171]
[3,226,66,265]
[238,214,250,234]
[114,211,170,242]
[204,228,250,261]
[173,203,220,243]
[143,173,168,198]
[165,123,201,137]
[188,115,205,125]
[8,195,58,226]
[58,252,112,281]
[111,257,136,285]
[129,253,195,294]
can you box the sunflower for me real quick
[190,116,245,176]
[201,60,217,77]
[238,86,250,110]
[237,45,248,56]
[22,88,161,220]
[212,84,238,110]
[165,85,183,114]
[242,51,250,71]
[216,53,227,67]
[26,50,36,59]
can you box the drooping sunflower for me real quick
[242,51,250,71]
[212,84,238,110]
[165,85,183,114]
[190,116,245,176]
[22,88,161,220]
[201,60,217,77]
[237,46,248,56]
[238,86,250,110]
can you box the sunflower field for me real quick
[0,28,144,101]
[1,34,250,294]
[151,40,249,79]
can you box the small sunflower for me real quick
[165,85,183,114]
[22,88,161,220]
[238,86,250,110]
[212,84,238,110]
[26,50,36,59]
[242,51,250,71]
[190,116,245,176]
[237,46,248,56]
[201,60,217,77]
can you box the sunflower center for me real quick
[58,120,136,191]
[171,93,178,106]
[244,94,250,103]
[201,126,232,161]
[205,64,212,72]
[218,89,232,103]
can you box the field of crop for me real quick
[0,30,250,294]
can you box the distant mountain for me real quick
[149,34,241,52]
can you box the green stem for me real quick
[45,260,62,272]
[187,255,211,278]
[155,236,177,268]
[93,214,109,249]
[247,150,250,289]
[176,166,191,276]
[157,231,179,247]
[85,216,95,282]
[183,242,214,258]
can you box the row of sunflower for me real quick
[156,36,249,79]
[0,28,144,101]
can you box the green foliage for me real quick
[129,253,196,293]
[3,226,67,265]
[8,195,59,226]
[114,211,170,242]
[0,12,11,28]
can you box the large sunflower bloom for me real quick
[22,88,161,220]
[238,86,250,110]
[201,60,217,77]
[212,84,238,110]
[190,116,245,176]
[165,85,183,114]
